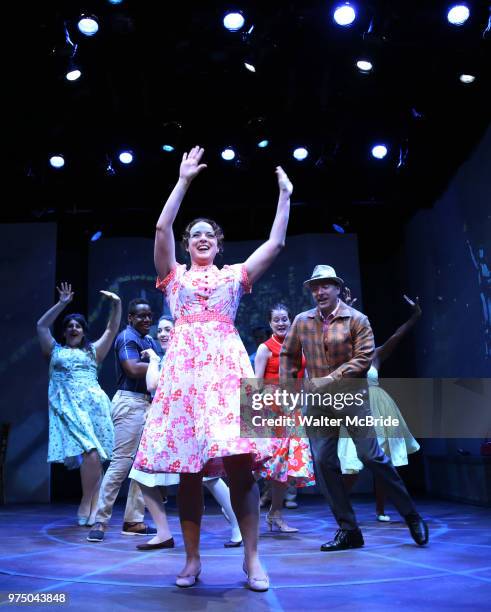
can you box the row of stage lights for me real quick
[48,143,393,170]
[63,3,481,83]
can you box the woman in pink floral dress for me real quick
[131,146,292,591]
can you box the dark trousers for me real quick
[307,383,417,531]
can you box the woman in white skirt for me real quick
[129,316,242,549]
[338,294,422,521]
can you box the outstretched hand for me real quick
[100,290,121,302]
[179,146,207,182]
[276,166,293,196]
[343,287,358,307]
[403,294,422,316]
[57,282,74,305]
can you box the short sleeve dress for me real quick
[47,342,114,468]
[131,263,274,481]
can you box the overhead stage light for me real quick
[356,60,373,73]
[221,148,236,161]
[119,151,134,164]
[162,144,175,152]
[293,147,309,161]
[333,3,356,27]
[223,12,245,32]
[49,155,65,168]
[447,5,470,26]
[91,231,103,242]
[66,69,81,81]
[371,144,388,159]
[78,15,99,36]
[257,140,269,148]
[459,73,475,83]
[244,62,256,72]
[333,224,345,233]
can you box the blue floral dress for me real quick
[47,342,114,468]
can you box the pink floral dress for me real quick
[132,262,273,479]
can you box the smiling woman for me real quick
[36,282,122,527]
[129,145,293,590]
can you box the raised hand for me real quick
[56,282,74,305]
[276,166,293,196]
[99,290,121,303]
[179,146,207,182]
[343,287,358,307]
[403,294,422,317]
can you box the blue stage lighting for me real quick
[49,155,65,169]
[223,12,245,32]
[78,16,99,36]
[447,5,470,25]
[293,147,308,161]
[221,148,236,161]
[371,144,388,159]
[162,144,175,152]
[119,151,133,164]
[91,231,103,242]
[257,140,269,148]
[333,224,345,233]
[333,3,356,27]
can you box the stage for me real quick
[1,497,489,610]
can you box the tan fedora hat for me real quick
[303,265,344,287]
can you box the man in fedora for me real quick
[280,265,428,550]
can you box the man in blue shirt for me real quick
[88,298,159,542]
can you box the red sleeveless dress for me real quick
[257,335,315,487]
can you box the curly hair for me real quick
[181,218,224,254]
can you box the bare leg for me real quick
[267,480,299,532]
[204,478,242,542]
[139,484,172,544]
[177,472,203,579]
[79,451,102,518]
[223,454,267,582]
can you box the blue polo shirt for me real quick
[114,325,159,393]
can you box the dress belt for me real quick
[175,313,234,326]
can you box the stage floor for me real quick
[0,497,490,611]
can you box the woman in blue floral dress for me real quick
[37,282,121,526]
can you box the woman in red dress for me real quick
[254,304,315,532]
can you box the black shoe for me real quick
[136,537,175,550]
[224,539,243,548]
[320,529,364,552]
[121,522,158,536]
[405,514,429,546]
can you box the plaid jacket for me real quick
[279,301,374,381]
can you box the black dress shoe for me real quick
[405,514,429,546]
[224,539,243,548]
[136,537,175,550]
[320,529,364,552]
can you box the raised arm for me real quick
[92,291,122,364]
[244,167,292,285]
[154,146,207,279]
[36,283,73,358]
[279,317,303,380]
[141,348,161,392]
[373,295,422,368]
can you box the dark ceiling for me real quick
[9,0,491,241]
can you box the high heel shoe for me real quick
[175,567,201,588]
[243,561,269,592]
[266,511,299,533]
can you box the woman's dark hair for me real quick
[181,218,224,254]
[269,303,292,322]
[61,313,91,351]
[158,315,174,326]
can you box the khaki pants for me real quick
[95,390,149,525]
